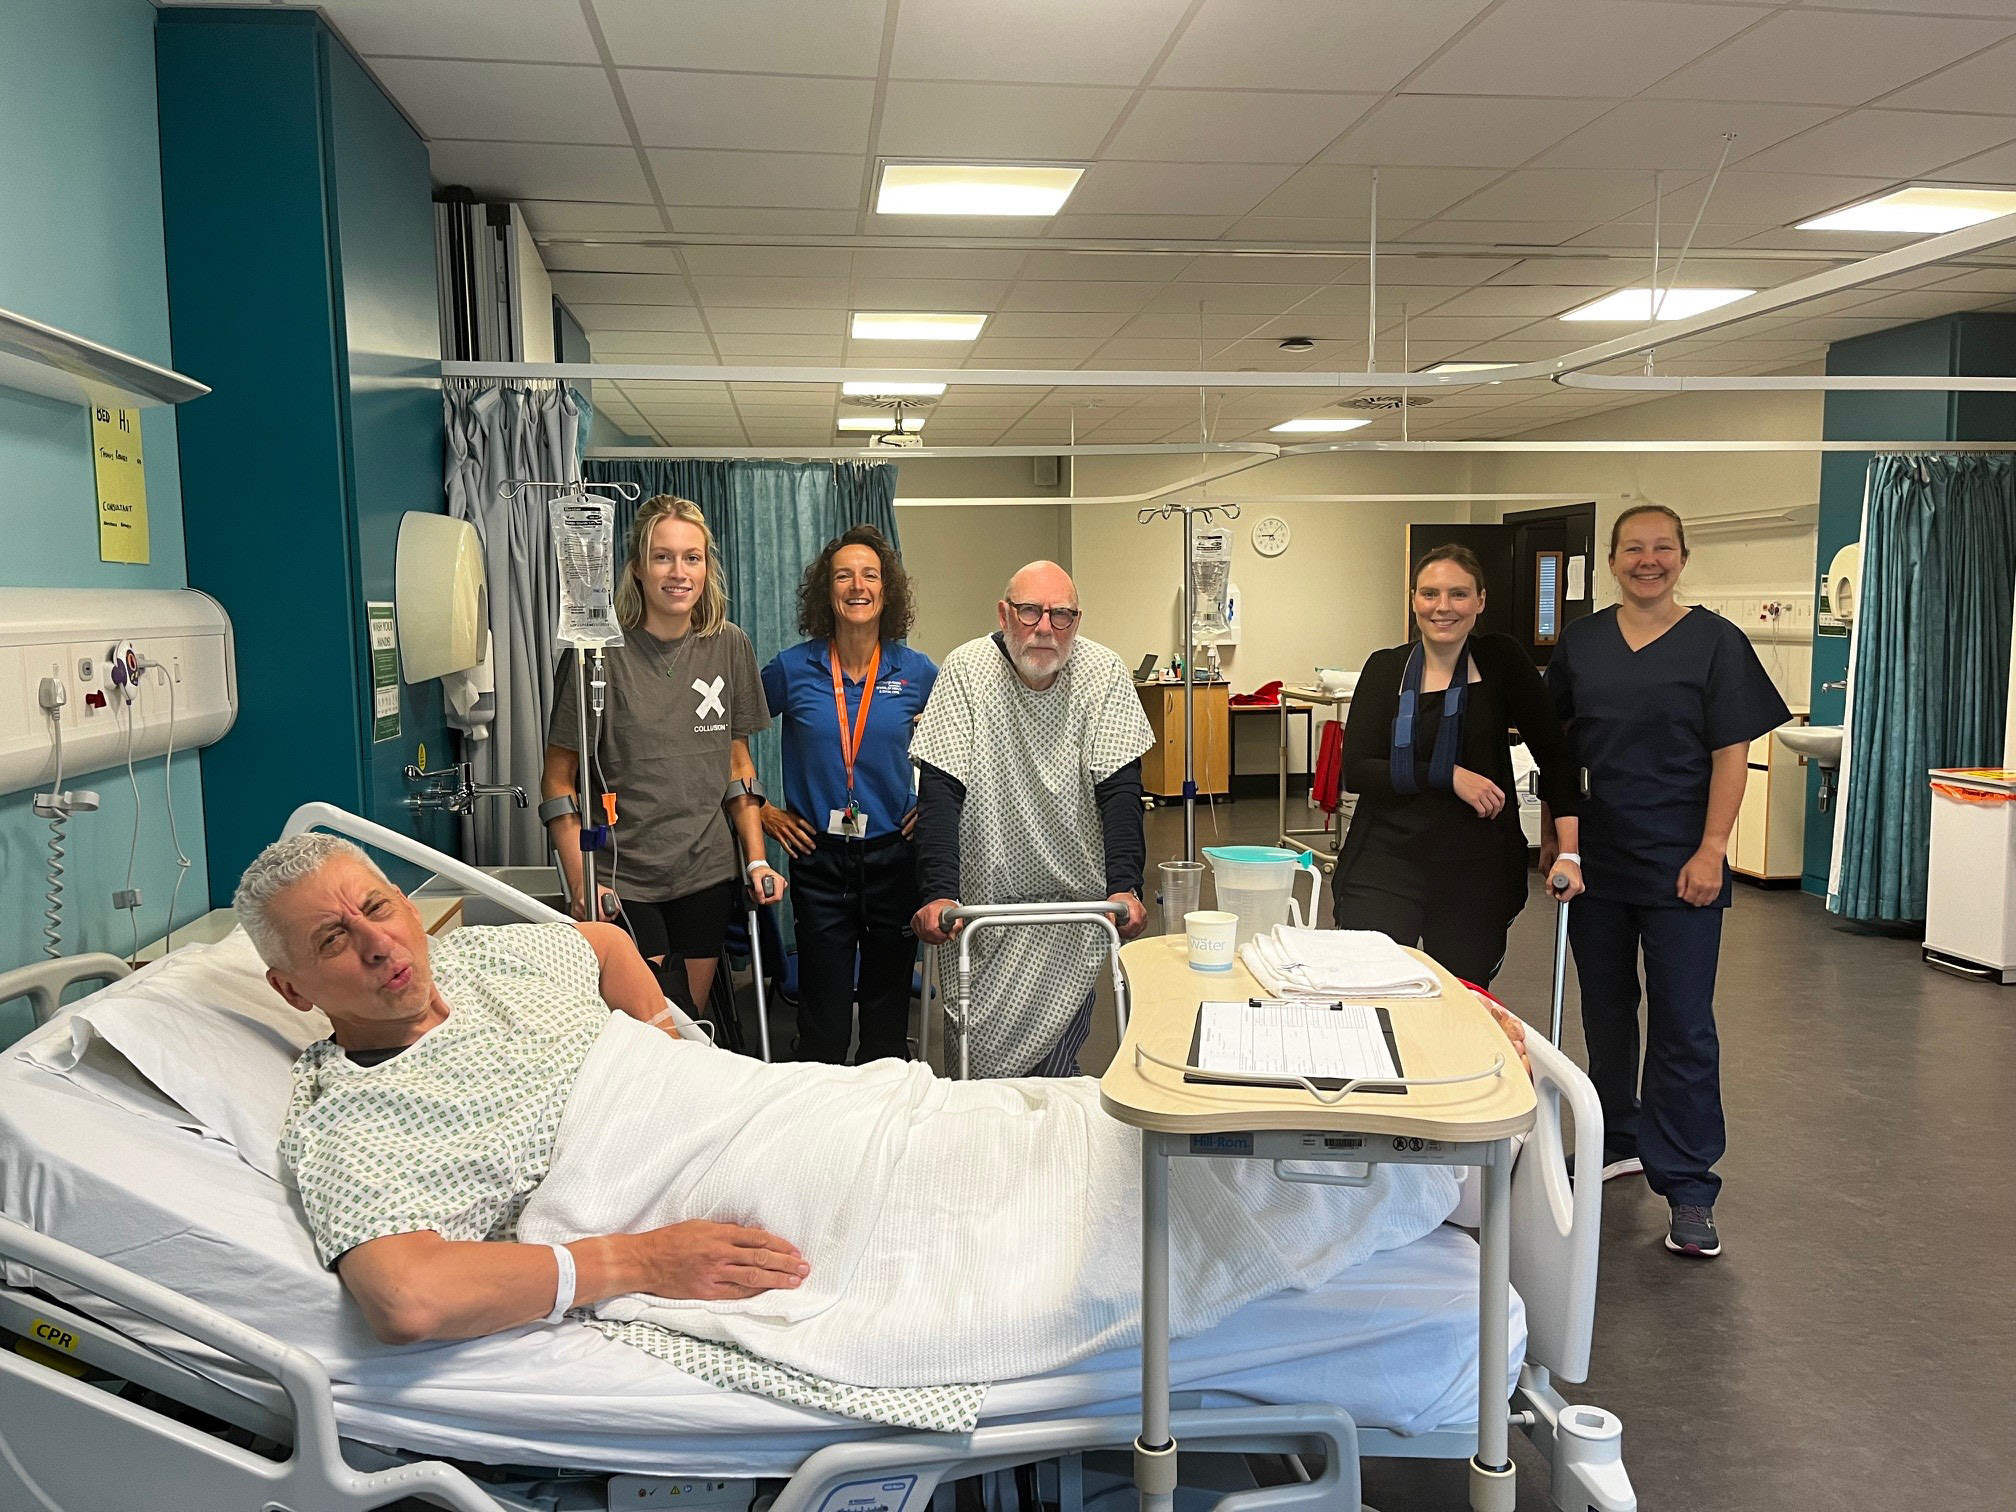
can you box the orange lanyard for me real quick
[830,642,881,799]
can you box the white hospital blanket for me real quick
[519,1014,1460,1388]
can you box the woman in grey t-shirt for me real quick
[542,495,781,1014]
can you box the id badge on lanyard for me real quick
[828,643,879,839]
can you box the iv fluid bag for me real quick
[552,496,623,648]
[1191,556,1232,639]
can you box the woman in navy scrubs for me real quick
[1333,544,1581,985]
[761,527,937,1065]
[1545,503,1789,1261]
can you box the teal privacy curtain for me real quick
[1835,454,2016,921]
[582,458,903,922]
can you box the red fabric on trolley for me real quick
[1313,717,1346,813]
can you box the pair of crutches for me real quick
[928,900,1132,1080]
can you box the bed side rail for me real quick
[1509,1033,1603,1384]
[0,953,132,1029]
[0,1213,496,1511]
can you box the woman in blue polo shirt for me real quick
[761,526,938,1064]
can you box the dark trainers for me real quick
[1664,1204,1721,1258]
[1600,1156,1644,1182]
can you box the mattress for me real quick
[0,1015,1523,1477]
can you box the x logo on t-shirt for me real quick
[693,676,726,719]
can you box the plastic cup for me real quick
[1184,910,1239,972]
[1158,861,1204,936]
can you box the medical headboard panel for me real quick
[0,587,236,798]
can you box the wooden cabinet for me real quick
[1733,724,1807,883]
[1138,683,1229,800]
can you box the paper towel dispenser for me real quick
[1825,543,1862,629]
[396,513,487,682]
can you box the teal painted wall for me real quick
[0,0,211,1041]
[159,8,453,895]
[1806,314,2016,892]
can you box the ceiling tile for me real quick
[588,331,716,354]
[1015,251,1186,281]
[569,303,708,331]
[1644,10,2013,107]
[647,149,866,209]
[623,71,877,153]
[1045,213,1241,238]
[1141,281,1323,314]
[1935,138,2016,183]
[543,244,684,273]
[1321,94,1613,170]
[850,278,1014,307]
[1156,0,1492,92]
[1621,170,1898,227]
[1176,253,1355,283]
[550,271,693,304]
[319,0,600,63]
[850,248,1032,280]
[998,281,1166,312]
[876,81,1131,158]
[701,307,849,334]
[369,59,627,143]
[1221,214,1374,243]
[1107,91,1379,164]
[1410,0,1766,98]
[688,275,855,307]
[520,201,667,234]
[1400,219,1596,246]
[678,246,855,276]
[1067,161,1299,216]
[1119,311,1301,338]
[968,337,1105,359]
[1425,284,1610,317]
[429,140,654,202]
[1884,36,2016,114]
[1441,169,1683,223]
[714,334,847,358]
[1535,101,1835,172]
[593,0,889,74]
[1249,164,1499,219]
[891,0,1194,85]
[1757,108,2016,178]
[669,209,865,235]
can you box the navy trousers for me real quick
[790,836,918,1065]
[1568,896,1726,1208]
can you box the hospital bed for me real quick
[0,804,1633,1512]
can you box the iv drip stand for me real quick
[1137,497,1241,863]
[500,477,639,913]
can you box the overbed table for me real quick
[1100,936,1537,1512]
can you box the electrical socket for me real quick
[112,888,143,911]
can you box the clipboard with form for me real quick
[1185,999,1407,1093]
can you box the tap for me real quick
[404,761,528,814]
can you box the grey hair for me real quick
[232,832,388,969]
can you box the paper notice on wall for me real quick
[1566,554,1587,601]
[369,603,401,742]
[92,405,149,564]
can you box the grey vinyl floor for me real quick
[1106,798,2016,1512]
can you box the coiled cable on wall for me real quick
[38,711,67,960]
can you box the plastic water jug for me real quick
[1202,845,1322,947]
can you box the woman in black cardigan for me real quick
[1331,544,1582,985]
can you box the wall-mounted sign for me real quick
[368,602,401,742]
[92,404,149,564]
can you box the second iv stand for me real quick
[1137,498,1242,864]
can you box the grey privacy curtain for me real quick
[443,380,583,864]
[1834,454,2016,921]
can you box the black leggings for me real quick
[1331,876,1512,986]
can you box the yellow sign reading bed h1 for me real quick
[92,404,150,565]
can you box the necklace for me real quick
[638,627,690,684]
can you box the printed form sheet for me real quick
[1195,999,1399,1083]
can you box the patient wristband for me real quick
[1555,851,1582,866]
[545,1243,577,1325]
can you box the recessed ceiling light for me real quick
[842,381,947,397]
[850,311,987,341]
[1561,288,1754,322]
[837,412,926,432]
[875,163,1085,217]
[1797,185,2016,234]
[1269,416,1373,434]
[1424,361,1514,373]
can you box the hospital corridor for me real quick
[4,3,2016,1512]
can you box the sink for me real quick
[414,864,568,926]
[1777,724,1844,769]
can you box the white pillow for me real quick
[18,929,326,1180]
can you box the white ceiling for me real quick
[186,0,2016,446]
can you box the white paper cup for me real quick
[1185,909,1238,972]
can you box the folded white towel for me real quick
[1251,925,1442,998]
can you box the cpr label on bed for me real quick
[29,1319,78,1353]
[816,1475,918,1512]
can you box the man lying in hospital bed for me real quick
[232,830,1528,1424]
